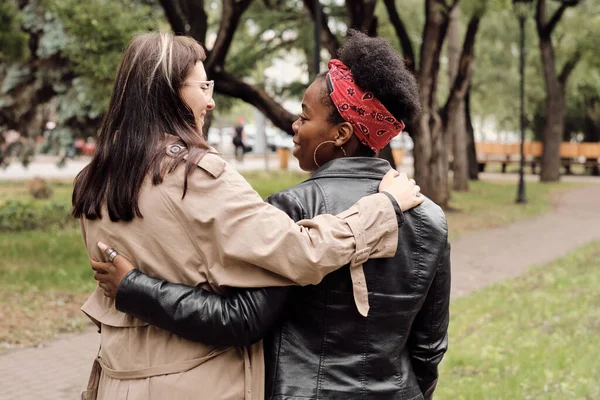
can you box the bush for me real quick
[27,177,54,199]
[0,200,74,231]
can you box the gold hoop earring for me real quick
[313,140,347,168]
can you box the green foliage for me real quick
[48,0,164,116]
[0,199,73,231]
[437,242,600,399]
[0,1,29,62]
[2,0,599,145]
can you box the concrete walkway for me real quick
[450,182,600,298]
[1,178,599,399]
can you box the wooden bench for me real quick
[475,141,600,174]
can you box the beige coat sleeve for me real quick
[168,154,399,287]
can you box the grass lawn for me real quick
[0,179,73,205]
[446,180,580,239]
[436,241,600,399]
[0,174,584,350]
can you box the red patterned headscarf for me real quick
[326,59,405,151]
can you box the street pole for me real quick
[314,0,321,77]
[516,15,527,204]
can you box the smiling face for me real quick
[180,62,215,130]
[292,79,342,171]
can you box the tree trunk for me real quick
[414,0,452,209]
[465,88,479,180]
[535,0,581,182]
[446,13,480,190]
[445,6,469,191]
[448,99,469,190]
[446,5,460,160]
[345,0,378,35]
[538,37,563,182]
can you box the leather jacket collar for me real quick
[308,157,392,181]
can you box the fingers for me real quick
[98,282,114,298]
[90,259,114,274]
[383,168,400,178]
[380,169,407,192]
[97,242,118,263]
[112,254,135,272]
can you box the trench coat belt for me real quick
[344,213,371,317]
[97,347,229,380]
[242,347,252,400]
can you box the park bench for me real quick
[475,141,600,174]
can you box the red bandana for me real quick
[327,59,405,151]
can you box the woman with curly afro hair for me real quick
[92,30,450,400]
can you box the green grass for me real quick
[0,227,93,293]
[242,170,308,199]
[436,241,600,399]
[0,179,73,205]
[446,180,580,239]
[0,172,308,294]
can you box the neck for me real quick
[344,135,375,157]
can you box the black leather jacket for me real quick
[116,157,451,400]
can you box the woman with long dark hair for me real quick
[74,32,422,399]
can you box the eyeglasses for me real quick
[182,80,214,99]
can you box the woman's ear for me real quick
[334,122,354,147]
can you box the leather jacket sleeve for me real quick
[112,192,306,347]
[407,239,451,400]
[112,188,403,349]
[116,269,290,346]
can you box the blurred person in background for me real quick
[233,117,247,162]
[92,30,449,400]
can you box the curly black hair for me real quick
[318,29,421,131]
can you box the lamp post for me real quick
[513,0,533,204]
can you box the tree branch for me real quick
[558,51,581,86]
[206,0,254,71]
[159,0,187,35]
[545,2,569,35]
[180,0,208,43]
[302,0,340,56]
[538,0,580,37]
[438,0,459,15]
[213,70,296,134]
[383,0,416,73]
[443,14,481,114]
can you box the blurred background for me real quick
[0,0,599,399]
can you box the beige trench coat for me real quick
[80,149,399,400]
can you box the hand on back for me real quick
[379,170,423,211]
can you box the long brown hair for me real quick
[72,32,209,222]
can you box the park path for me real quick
[1,176,599,399]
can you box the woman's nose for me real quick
[292,119,300,133]
[206,97,216,110]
